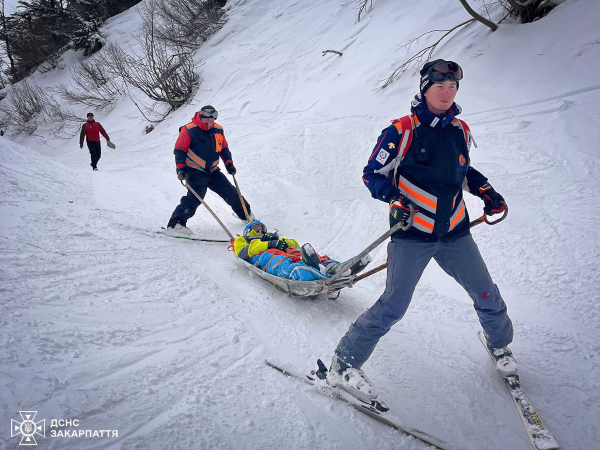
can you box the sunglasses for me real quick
[201,109,218,119]
[427,61,463,82]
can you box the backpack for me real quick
[389,114,476,185]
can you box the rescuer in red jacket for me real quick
[79,112,112,171]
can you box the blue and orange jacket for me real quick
[174,112,233,173]
[363,95,488,241]
[80,120,109,146]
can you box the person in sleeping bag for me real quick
[233,221,370,281]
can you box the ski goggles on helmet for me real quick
[243,221,267,237]
[426,60,463,82]
[200,107,218,119]
[250,223,266,233]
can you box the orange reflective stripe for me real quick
[185,123,196,129]
[186,151,206,168]
[449,200,465,231]
[186,160,202,170]
[412,213,434,233]
[398,179,437,212]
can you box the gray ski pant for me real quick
[335,234,513,369]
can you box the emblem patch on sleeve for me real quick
[376,149,390,165]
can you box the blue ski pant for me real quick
[167,169,250,228]
[335,234,513,369]
[87,141,101,169]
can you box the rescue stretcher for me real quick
[232,215,414,298]
[234,254,356,298]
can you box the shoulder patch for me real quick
[185,123,196,129]
[375,149,390,165]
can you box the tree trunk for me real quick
[0,3,16,77]
[458,0,498,31]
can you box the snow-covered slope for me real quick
[1,0,599,449]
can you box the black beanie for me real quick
[419,59,460,97]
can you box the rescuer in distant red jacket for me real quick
[79,112,112,171]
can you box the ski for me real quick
[478,332,560,449]
[265,359,453,450]
[157,228,230,243]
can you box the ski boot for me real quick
[300,243,321,269]
[490,346,518,377]
[164,223,193,238]
[325,356,388,412]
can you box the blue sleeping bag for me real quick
[250,252,337,281]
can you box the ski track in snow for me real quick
[2,0,600,449]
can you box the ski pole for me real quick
[232,175,251,223]
[181,179,235,240]
[352,202,509,284]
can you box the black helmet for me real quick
[199,105,218,119]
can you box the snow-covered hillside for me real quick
[1,0,599,449]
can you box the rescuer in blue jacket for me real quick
[326,60,516,405]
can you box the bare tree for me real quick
[0,79,84,136]
[100,37,199,115]
[0,0,15,79]
[348,0,373,22]
[148,0,226,52]
[459,0,498,30]
[0,81,47,134]
[56,59,124,111]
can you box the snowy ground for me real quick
[1,0,599,449]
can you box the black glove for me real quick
[225,163,236,175]
[177,168,187,181]
[389,194,418,222]
[261,232,279,242]
[268,239,289,252]
[478,183,506,215]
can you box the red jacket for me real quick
[173,112,232,172]
[80,120,109,146]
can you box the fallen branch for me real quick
[322,50,343,57]
[378,18,474,90]
[355,0,373,22]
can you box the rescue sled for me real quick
[233,253,355,298]
[233,216,413,298]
